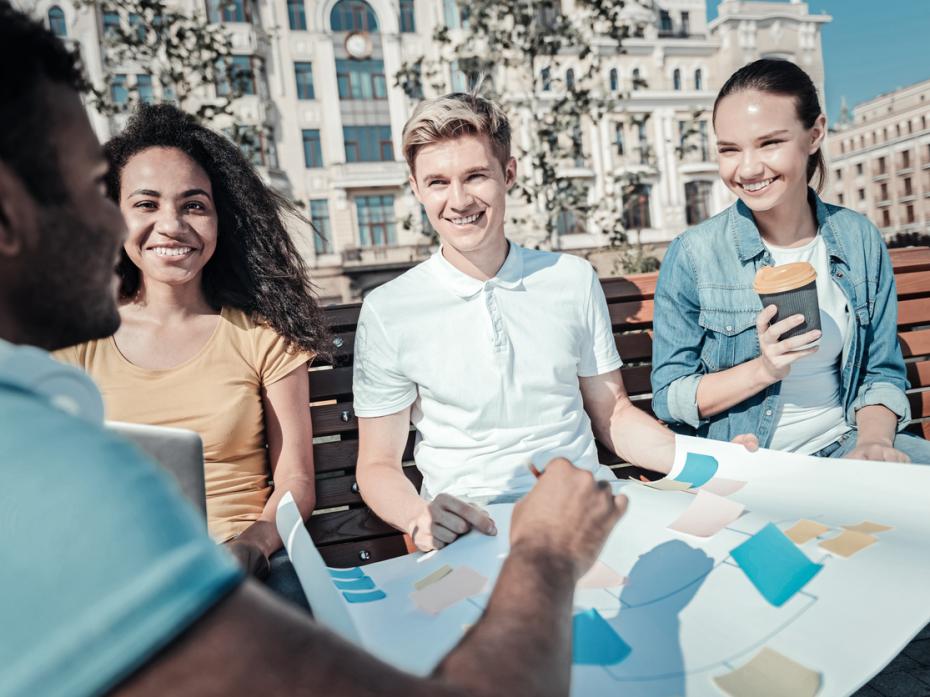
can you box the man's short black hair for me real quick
[0,1,87,203]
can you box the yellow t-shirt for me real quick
[54,307,310,543]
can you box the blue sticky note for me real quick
[334,576,376,592]
[674,452,718,488]
[731,523,823,607]
[572,609,631,665]
[343,589,387,603]
[328,566,365,580]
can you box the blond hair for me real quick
[402,93,511,175]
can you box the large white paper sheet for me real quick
[289,440,930,696]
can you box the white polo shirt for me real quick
[353,241,622,500]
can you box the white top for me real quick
[764,235,852,454]
[352,242,623,499]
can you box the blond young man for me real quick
[354,94,755,551]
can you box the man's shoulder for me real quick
[520,246,595,284]
[363,257,437,308]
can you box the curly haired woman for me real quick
[56,104,330,609]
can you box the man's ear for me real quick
[504,157,517,189]
[0,161,38,258]
[409,173,423,204]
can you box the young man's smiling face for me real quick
[410,133,516,258]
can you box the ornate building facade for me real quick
[23,0,829,301]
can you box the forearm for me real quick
[855,404,898,445]
[696,357,774,419]
[357,459,427,535]
[239,475,316,558]
[604,398,676,474]
[433,544,576,697]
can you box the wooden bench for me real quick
[306,246,930,568]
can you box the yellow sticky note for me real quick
[713,647,821,697]
[819,529,878,558]
[785,519,831,544]
[414,564,452,591]
[843,521,894,534]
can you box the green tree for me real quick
[395,0,661,271]
[74,0,267,154]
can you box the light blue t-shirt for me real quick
[0,341,243,697]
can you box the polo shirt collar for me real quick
[432,241,525,298]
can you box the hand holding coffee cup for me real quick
[752,262,823,383]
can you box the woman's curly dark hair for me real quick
[104,104,330,360]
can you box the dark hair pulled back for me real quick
[713,58,826,192]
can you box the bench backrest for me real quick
[307,246,930,566]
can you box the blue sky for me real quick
[706,0,930,125]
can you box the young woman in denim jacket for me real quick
[651,59,930,464]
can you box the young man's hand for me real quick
[409,493,498,551]
[510,458,628,582]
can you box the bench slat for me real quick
[315,464,422,510]
[907,361,930,389]
[309,506,396,544]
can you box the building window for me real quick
[623,184,652,229]
[896,124,901,138]
[287,0,307,30]
[556,209,584,236]
[294,62,315,99]
[680,10,690,35]
[877,156,886,174]
[880,182,889,200]
[129,12,146,41]
[48,6,67,37]
[632,68,642,90]
[672,69,681,91]
[613,123,624,156]
[356,195,396,247]
[541,67,552,91]
[102,10,119,35]
[310,199,333,254]
[906,204,915,224]
[636,121,649,164]
[217,55,255,96]
[904,177,913,197]
[882,209,891,227]
[566,69,575,91]
[136,74,154,103]
[685,181,713,225]
[694,69,703,91]
[302,129,323,168]
[609,68,619,92]
[858,188,865,201]
[331,0,379,32]
[206,0,247,23]
[400,0,416,32]
[834,168,841,181]
[838,193,844,206]
[923,116,927,130]
[902,150,911,168]
[110,74,129,105]
[659,9,672,35]
[344,126,394,162]
[336,59,387,100]
[856,162,863,176]
[908,120,913,134]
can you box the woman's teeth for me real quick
[742,177,776,192]
[152,247,193,257]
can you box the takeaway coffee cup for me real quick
[752,261,821,344]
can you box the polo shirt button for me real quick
[765,409,773,416]
[725,325,733,332]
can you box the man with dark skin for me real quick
[0,6,628,696]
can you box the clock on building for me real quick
[345,32,373,60]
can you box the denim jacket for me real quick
[651,191,910,447]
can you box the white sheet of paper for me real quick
[276,491,362,646]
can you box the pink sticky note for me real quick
[668,490,746,538]
[700,477,747,497]
[411,565,488,615]
[578,560,627,589]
